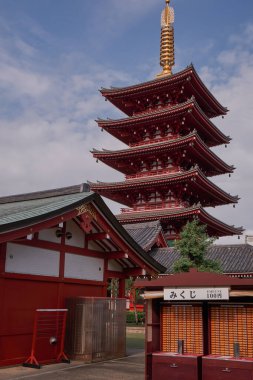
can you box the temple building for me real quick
[90,0,243,243]
[0,184,163,366]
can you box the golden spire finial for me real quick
[157,0,175,78]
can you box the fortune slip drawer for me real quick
[152,353,202,380]
[202,355,253,380]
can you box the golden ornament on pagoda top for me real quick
[157,0,175,78]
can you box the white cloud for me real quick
[0,23,129,198]
[0,8,253,247]
[83,0,158,49]
[199,24,253,242]
[14,37,37,57]
[110,0,157,14]
[0,64,51,97]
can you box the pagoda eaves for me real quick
[89,167,239,208]
[97,99,230,148]
[101,65,227,119]
[116,205,243,238]
[92,132,234,177]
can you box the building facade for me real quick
[0,184,163,366]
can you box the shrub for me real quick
[126,311,145,324]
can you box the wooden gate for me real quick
[65,297,126,362]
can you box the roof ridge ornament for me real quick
[157,0,175,79]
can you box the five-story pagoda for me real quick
[89,0,243,243]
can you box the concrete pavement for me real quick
[0,351,144,380]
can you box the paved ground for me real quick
[0,351,144,380]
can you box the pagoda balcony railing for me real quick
[132,102,176,117]
[129,134,179,147]
[126,167,181,180]
[121,202,187,213]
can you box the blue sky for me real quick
[0,0,253,243]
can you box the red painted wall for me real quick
[0,275,104,366]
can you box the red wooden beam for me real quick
[124,268,146,277]
[87,232,110,241]
[1,271,106,286]
[93,208,152,270]
[106,270,126,279]
[107,251,128,260]
[13,239,106,259]
[0,209,78,244]
[0,243,6,273]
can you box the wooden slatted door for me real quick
[210,304,253,358]
[161,304,203,354]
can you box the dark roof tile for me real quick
[150,244,253,274]
[123,221,163,251]
[0,183,90,204]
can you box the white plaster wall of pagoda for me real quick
[5,243,60,277]
[108,259,123,272]
[65,220,85,248]
[39,227,60,244]
[88,240,104,252]
[64,253,104,281]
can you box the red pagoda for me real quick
[90,0,243,243]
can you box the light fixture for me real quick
[55,229,72,240]
[56,229,64,238]
[65,232,72,240]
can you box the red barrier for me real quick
[23,309,69,369]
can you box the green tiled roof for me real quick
[0,184,94,233]
[0,183,165,273]
[0,192,93,227]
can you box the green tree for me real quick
[107,278,119,298]
[126,277,142,324]
[173,220,221,273]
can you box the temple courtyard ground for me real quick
[0,328,145,380]
[0,352,144,380]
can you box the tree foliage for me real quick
[107,278,119,298]
[173,220,221,273]
[126,277,142,324]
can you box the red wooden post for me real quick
[118,278,126,298]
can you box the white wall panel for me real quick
[39,227,59,243]
[64,253,104,281]
[88,240,104,252]
[108,260,123,272]
[65,220,84,248]
[6,243,60,277]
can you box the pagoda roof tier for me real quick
[100,65,227,118]
[89,167,239,207]
[116,206,243,238]
[92,131,234,177]
[97,98,230,147]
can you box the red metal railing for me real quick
[23,309,69,369]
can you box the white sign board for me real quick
[164,287,230,301]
